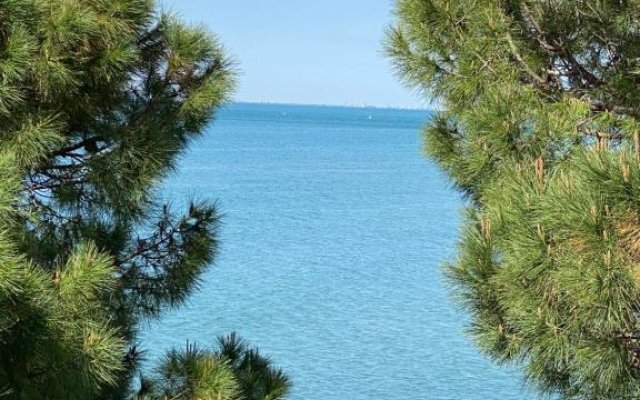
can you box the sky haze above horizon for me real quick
[161,1,428,109]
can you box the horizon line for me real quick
[229,100,435,112]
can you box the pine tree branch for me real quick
[561,45,602,87]
[520,2,602,87]
[48,137,101,158]
[588,101,639,118]
[520,2,556,52]
[512,2,636,120]
[505,31,547,86]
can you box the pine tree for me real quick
[0,1,290,399]
[387,1,640,398]
[134,334,291,400]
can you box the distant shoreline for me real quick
[230,101,434,112]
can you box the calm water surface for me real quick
[141,103,531,400]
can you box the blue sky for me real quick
[161,0,426,108]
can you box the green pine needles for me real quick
[0,1,290,399]
[387,1,640,399]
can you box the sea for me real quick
[140,102,532,400]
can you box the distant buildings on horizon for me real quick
[234,99,436,111]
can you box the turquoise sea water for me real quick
[141,103,531,400]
